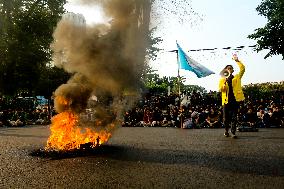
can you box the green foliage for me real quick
[143,69,207,95]
[182,84,207,94]
[143,70,167,93]
[248,0,284,59]
[243,81,284,99]
[0,0,66,96]
[146,27,163,61]
[35,65,70,99]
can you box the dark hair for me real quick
[224,65,233,69]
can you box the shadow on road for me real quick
[30,144,283,177]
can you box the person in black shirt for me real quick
[219,54,245,138]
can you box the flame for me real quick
[45,111,112,151]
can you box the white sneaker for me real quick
[224,132,230,137]
[231,133,237,138]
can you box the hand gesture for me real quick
[232,54,239,62]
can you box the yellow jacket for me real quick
[219,61,245,105]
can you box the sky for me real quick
[64,0,283,92]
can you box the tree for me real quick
[248,0,284,59]
[182,84,207,95]
[146,26,163,61]
[35,66,70,99]
[143,68,208,95]
[243,81,284,100]
[0,0,66,96]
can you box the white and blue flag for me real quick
[177,42,215,78]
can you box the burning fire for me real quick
[45,110,112,151]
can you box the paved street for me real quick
[0,125,283,189]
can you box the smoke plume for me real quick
[51,0,151,128]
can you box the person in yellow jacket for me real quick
[219,54,245,138]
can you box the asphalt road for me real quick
[0,125,283,189]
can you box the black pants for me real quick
[223,102,239,134]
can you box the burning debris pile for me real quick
[45,0,152,151]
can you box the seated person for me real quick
[270,106,283,127]
[151,106,162,127]
[182,118,194,129]
[204,108,222,128]
[256,107,266,128]
[9,109,26,127]
[122,111,132,127]
[143,108,153,127]
[0,111,4,127]
[243,108,258,127]
[197,108,209,128]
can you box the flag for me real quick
[177,42,215,78]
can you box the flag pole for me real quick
[176,48,183,129]
[168,47,182,128]
[177,50,181,96]
[168,49,180,96]
[171,41,215,128]
[175,40,181,96]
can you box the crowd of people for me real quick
[122,90,284,129]
[1,89,283,129]
[0,96,51,127]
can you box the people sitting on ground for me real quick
[143,107,153,127]
[151,106,162,127]
[118,88,283,129]
[161,109,174,127]
[270,106,283,127]
[34,108,47,125]
[122,111,132,127]
[243,107,258,127]
[203,108,222,128]
[196,108,209,128]
[0,110,8,127]
[182,117,195,129]
[9,109,26,127]
[191,108,201,128]
[256,106,266,128]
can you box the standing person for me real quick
[219,54,245,138]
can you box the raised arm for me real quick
[236,60,245,78]
[233,54,245,78]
